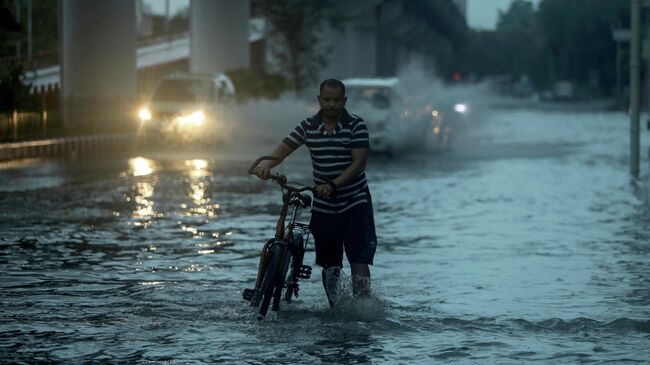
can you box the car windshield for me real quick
[346,86,392,109]
[152,79,209,102]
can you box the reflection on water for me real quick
[129,156,155,177]
[132,182,155,224]
[183,159,220,218]
[124,157,159,228]
[1,110,649,363]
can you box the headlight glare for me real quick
[454,103,467,114]
[138,108,152,121]
[177,111,205,127]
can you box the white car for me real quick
[137,72,235,145]
[342,77,452,154]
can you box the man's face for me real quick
[318,86,347,119]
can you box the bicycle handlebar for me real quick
[248,156,287,186]
[249,156,338,199]
[248,156,315,193]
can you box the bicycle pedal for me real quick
[242,288,255,301]
[298,265,312,279]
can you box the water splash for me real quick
[385,58,496,154]
[216,95,317,155]
[326,270,387,322]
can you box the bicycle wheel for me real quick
[283,258,297,302]
[273,249,292,308]
[284,234,303,302]
[259,243,283,317]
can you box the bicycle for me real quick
[242,156,317,318]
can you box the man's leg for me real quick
[350,263,371,297]
[343,197,376,298]
[310,211,343,307]
[322,266,342,307]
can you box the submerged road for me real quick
[1,108,649,363]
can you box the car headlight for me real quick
[454,103,468,114]
[177,111,205,127]
[138,108,152,121]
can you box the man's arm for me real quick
[252,142,295,180]
[334,148,368,187]
[316,148,368,197]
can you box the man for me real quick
[251,79,377,307]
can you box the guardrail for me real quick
[0,133,137,161]
[0,111,60,142]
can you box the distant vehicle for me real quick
[137,72,235,145]
[342,77,462,154]
[342,77,398,153]
[553,81,575,101]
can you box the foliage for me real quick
[494,1,543,81]
[0,1,20,58]
[29,0,59,54]
[0,0,58,60]
[252,0,342,92]
[148,6,189,35]
[0,63,37,112]
[225,68,291,101]
[537,0,629,92]
[464,0,630,96]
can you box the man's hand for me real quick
[315,183,334,198]
[251,165,271,180]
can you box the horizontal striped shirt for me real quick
[283,108,370,214]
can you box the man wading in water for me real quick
[251,79,377,306]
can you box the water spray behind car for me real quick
[384,58,494,155]
[210,60,496,158]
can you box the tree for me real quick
[0,1,21,58]
[537,0,629,94]
[494,0,543,82]
[0,0,58,62]
[0,2,37,112]
[463,1,542,86]
[0,64,37,112]
[253,0,342,92]
[464,0,630,96]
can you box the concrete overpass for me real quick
[25,23,265,93]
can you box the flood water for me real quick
[1,107,649,363]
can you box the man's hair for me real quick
[319,79,345,96]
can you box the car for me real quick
[342,77,456,154]
[137,72,235,145]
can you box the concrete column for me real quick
[321,12,377,80]
[62,0,137,132]
[190,0,250,74]
[376,1,402,77]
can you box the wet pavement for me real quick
[1,108,649,363]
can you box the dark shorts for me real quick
[309,193,377,268]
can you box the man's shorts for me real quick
[309,192,377,268]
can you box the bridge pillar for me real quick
[61,0,136,132]
[321,15,378,80]
[190,0,250,74]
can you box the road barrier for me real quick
[0,133,137,161]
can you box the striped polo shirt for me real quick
[282,108,370,214]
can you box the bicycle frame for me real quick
[243,156,316,316]
[253,188,310,292]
